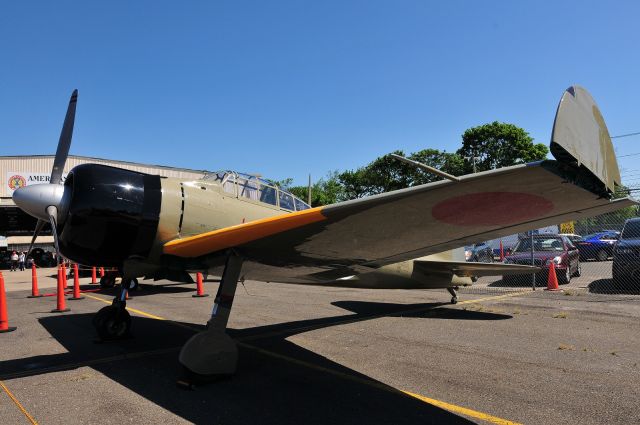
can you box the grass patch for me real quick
[552,312,568,319]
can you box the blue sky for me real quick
[1,1,639,186]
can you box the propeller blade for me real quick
[50,89,78,185]
[26,219,47,258]
[46,205,62,263]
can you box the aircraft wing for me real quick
[413,260,540,278]
[163,86,636,281]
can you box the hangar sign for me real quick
[6,172,67,192]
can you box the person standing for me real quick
[18,251,26,271]
[10,251,18,271]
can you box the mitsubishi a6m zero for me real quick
[13,86,636,380]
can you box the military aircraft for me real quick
[12,86,635,379]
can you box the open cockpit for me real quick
[202,171,311,212]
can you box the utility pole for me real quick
[465,148,479,173]
[307,174,312,206]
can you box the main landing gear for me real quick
[447,287,458,304]
[179,253,244,382]
[93,277,137,340]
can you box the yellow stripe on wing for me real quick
[163,207,327,258]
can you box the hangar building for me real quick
[0,155,207,253]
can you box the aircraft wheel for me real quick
[100,275,116,288]
[450,296,458,305]
[93,305,131,340]
[596,250,608,262]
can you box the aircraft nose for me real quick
[13,184,70,223]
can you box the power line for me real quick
[618,152,640,158]
[612,131,640,139]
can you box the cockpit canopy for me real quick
[203,171,311,211]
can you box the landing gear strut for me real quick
[179,253,244,381]
[447,287,458,304]
[93,277,137,340]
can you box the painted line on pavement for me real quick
[80,291,526,424]
[0,380,38,425]
[84,293,167,321]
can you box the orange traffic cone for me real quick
[499,240,505,262]
[69,264,84,300]
[28,263,43,298]
[62,263,68,289]
[91,267,97,284]
[52,266,70,313]
[546,262,561,291]
[0,272,17,333]
[192,272,209,298]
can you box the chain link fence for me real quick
[459,211,640,298]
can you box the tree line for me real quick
[286,121,548,205]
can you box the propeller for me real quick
[18,90,78,263]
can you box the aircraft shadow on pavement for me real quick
[0,300,511,424]
[77,282,199,297]
[588,278,640,295]
[331,300,512,321]
[487,277,546,288]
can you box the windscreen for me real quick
[513,237,564,252]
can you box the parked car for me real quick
[503,234,580,284]
[573,231,619,261]
[465,242,494,263]
[612,218,640,284]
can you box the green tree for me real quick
[457,121,548,172]
[338,149,464,199]
[289,171,346,206]
[574,185,639,234]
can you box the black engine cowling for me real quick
[58,164,162,266]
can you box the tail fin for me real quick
[550,85,621,196]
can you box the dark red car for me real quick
[503,234,581,284]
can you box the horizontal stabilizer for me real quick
[413,260,539,278]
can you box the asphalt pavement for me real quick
[1,268,639,424]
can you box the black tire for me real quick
[558,267,571,285]
[93,306,131,340]
[100,275,116,288]
[596,250,608,262]
[573,261,582,277]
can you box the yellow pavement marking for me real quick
[82,291,526,424]
[83,293,167,320]
[0,380,38,425]
[238,341,521,424]
[456,291,531,306]
[402,390,522,425]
